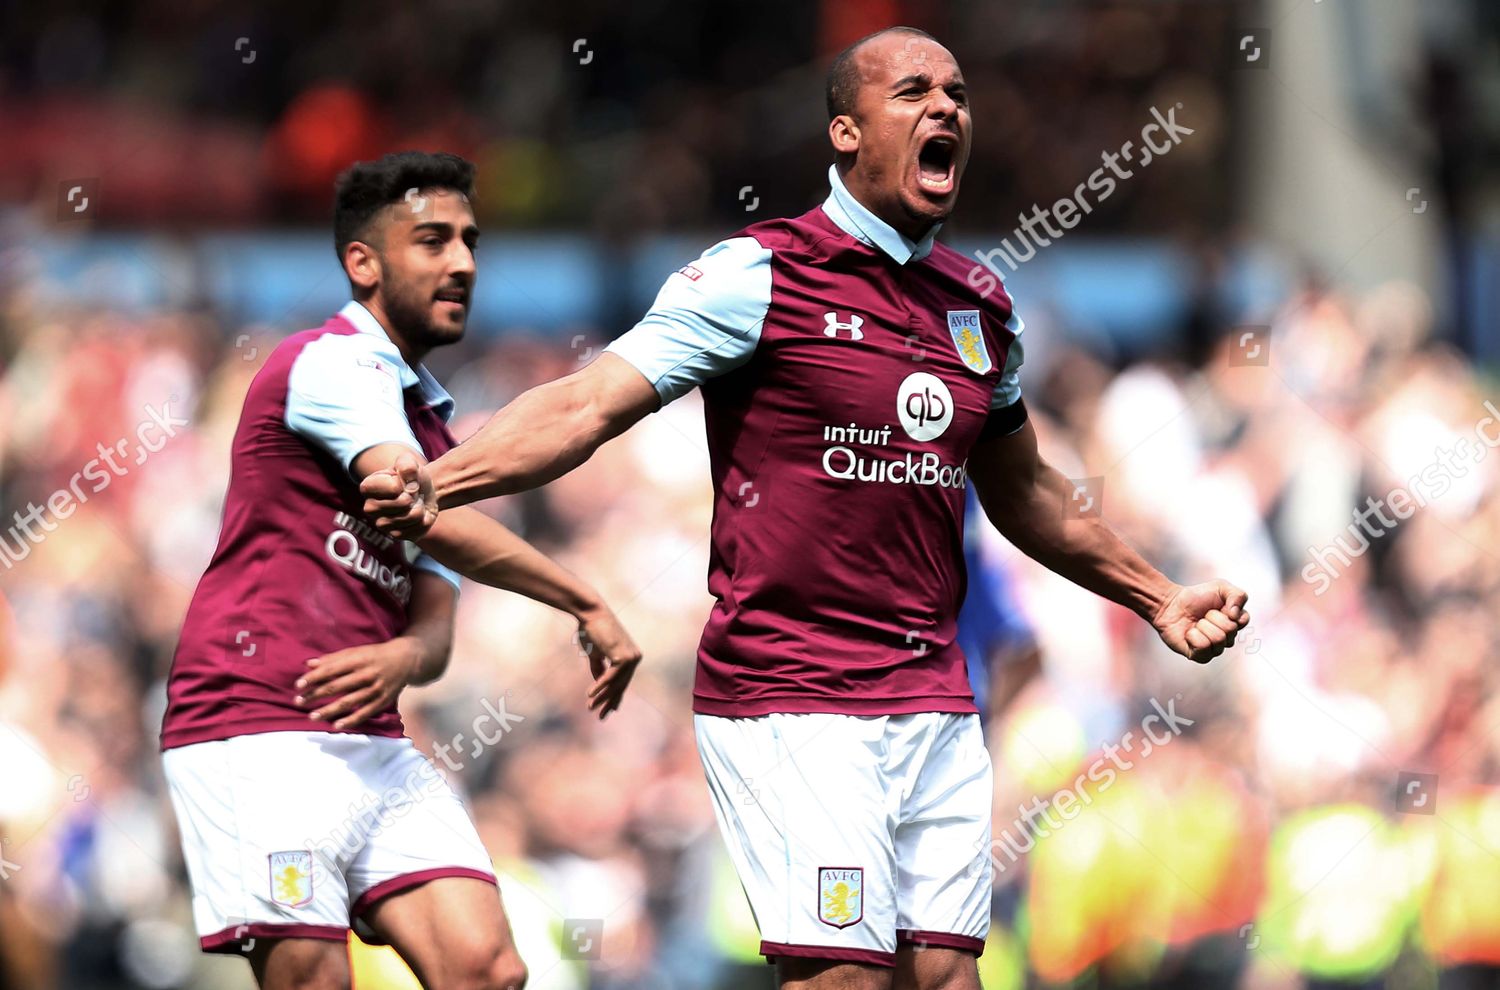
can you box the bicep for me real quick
[584,354,663,437]
[407,568,458,623]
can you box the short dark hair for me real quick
[825,26,938,120]
[333,151,476,258]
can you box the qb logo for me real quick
[823,312,865,340]
[897,372,953,441]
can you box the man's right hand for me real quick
[362,451,439,539]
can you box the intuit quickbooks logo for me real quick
[821,447,968,490]
[818,423,967,489]
[897,373,953,441]
[817,374,968,489]
[0,402,189,568]
[324,513,412,605]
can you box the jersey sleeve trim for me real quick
[412,553,461,594]
[284,331,423,473]
[989,293,1026,411]
[979,397,1028,441]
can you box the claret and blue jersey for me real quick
[607,166,1027,718]
[162,302,460,750]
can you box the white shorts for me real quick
[163,731,496,952]
[695,711,992,968]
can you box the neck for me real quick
[358,297,427,367]
[838,166,936,244]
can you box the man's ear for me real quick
[343,240,381,295]
[829,114,861,156]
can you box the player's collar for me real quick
[822,165,939,265]
[337,301,455,422]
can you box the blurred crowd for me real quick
[0,0,1239,236]
[0,231,1495,990]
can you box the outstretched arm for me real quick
[364,235,775,535]
[361,356,658,537]
[968,418,1249,663]
[305,442,643,720]
[437,354,659,507]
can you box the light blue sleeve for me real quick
[604,236,773,405]
[990,297,1025,411]
[413,553,461,594]
[284,333,422,472]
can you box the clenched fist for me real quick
[1151,579,1250,664]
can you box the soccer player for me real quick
[362,31,1249,990]
[161,151,641,990]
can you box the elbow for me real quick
[560,375,622,460]
[415,531,459,569]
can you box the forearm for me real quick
[431,378,602,507]
[979,460,1176,622]
[419,507,604,619]
[402,572,458,685]
[431,354,658,509]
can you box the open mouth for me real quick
[916,135,957,195]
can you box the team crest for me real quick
[268,850,314,908]
[946,311,992,374]
[818,867,864,929]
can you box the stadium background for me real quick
[2,0,1499,987]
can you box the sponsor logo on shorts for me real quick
[817,867,864,929]
[268,850,314,908]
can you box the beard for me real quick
[380,281,466,351]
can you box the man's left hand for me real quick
[1151,579,1250,664]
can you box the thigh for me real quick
[892,946,980,990]
[778,956,892,990]
[695,712,899,968]
[248,937,350,990]
[892,714,992,956]
[362,876,522,990]
[163,733,366,954]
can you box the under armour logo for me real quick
[823,312,865,340]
